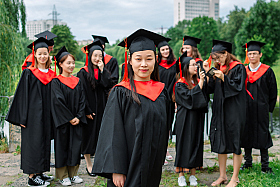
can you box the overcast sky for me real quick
[24,0,270,44]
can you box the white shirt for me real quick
[38,68,49,73]
[249,62,262,72]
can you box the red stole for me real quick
[22,53,34,71]
[28,67,56,85]
[94,69,99,80]
[104,54,113,65]
[116,80,165,101]
[56,75,79,89]
[81,66,89,73]
[173,77,199,94]
[159,60,176,69]
[220,61,242,72]
[195,58,203,62]
[246,64,270,83]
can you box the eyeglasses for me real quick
[212,56,221,62]
[189,63,198,67]
[248,52,260,56]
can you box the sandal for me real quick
[226,179,239,187]
[166,155,173,161]
[211,177,228,186]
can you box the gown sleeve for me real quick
[175,82,207,110]
[77,70,93,115]
[268,68,277,112]
[76,81,87,124]
[5,70,30,126]
[99,67,115,89]
[223,64,246,98]
[92,87,128,179]
[106,58,119,85]
[51,79,75,128]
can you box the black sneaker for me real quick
[39,173,54,182]
[28,175,50,186]
[261,167,274,174]
[240,164,252,170]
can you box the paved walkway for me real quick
[0,135,279,186]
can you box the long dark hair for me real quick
[212,50,240,75]
[87,50,105,89]
[158,46,176,65]
[127,51,159,105]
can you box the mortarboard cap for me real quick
[157,37,171,50]
[83,40,103,66]
[27,37,52,51]
[55,46,70,64]
[35,30,57,46]
[183,36,201,48]
[92,35,109,46]
[212,39,232,53]
[242,41,265,53]
[176,51,193,74]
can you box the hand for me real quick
[203,60,210,72]
[70,117,80,125]
[98,60,104,72]
[213,70,224,81]
[20,124,26,128]
[112,173,126,187]
[86,113,95,120]
[199,70,205,82]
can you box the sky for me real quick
[24,0,270,44]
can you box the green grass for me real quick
[271,59,280,107]
[73,61,85,75]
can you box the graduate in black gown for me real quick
[92,35,119,84]
[6,37,55,186]
[51,46,86,185]
[92,29,173,187]
[203,40,246,187]
[174,53,208,187]
[240,41,277,173]
[77,40,115,176]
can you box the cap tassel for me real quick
[179,57,182,79]
[85,46,89,66]
[122,38,128,81]
[244,43,249,64]
[54,56,57,75]
[31,42,35,67]
[207,55,212,68]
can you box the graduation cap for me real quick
[157,37,171,50]
[83,40,103,66]
[183,36,201,48]
[118,28,167,81]
[242,41,265,52]
[35,30,57,46]
[27,37,53,67]
[54,46,70,74]
[176,51,193,78]
[92,35,109,46]
[212,39,232,53]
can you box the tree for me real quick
[235,0,280,66]
[51,25,79,57]
[187,16,219,60]
[19,0,26,37]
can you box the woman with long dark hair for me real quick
[204,40,246,187]
[173,52,208,186]
[6,38,55,186]
[92,29,173,187]
[77,40,115,176]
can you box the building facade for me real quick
[174,0,219,26]
[26,19,67,40]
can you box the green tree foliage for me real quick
[19,0,26,37]
[235,0,280,66]
[187,16,219,60]
[0,0,26,116]
[51,25,79,57]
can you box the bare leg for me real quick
[211,154,228,186]
[190,168,196,176]
[84,154,92,172]
[29,174,35,178]
[179,172,184,177]
[226,153,242,187]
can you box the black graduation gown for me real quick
[241,65,277,149]
[51,77,87,168]
[174,81,208,169]
[5,68,55,174]
[92,81,172,187]
[77,67,114,155]
[207,63,246,155]
[158,61,177,99]
[105,54,119,84]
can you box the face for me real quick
[182,45,192,57]
[59,55,75,75]
[212,52,227,65]
[48,45,54,52]
[188,59,198,76]
[160,45,170,59]
[248,51,262,64]
[35,48,49,65]
[130,50,155,81]
[91,50,103,66]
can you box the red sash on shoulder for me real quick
[195,58,203,62]
[220,61,242,72]
[115,80,165,101]
[246,64,270,83]
[28,67,56,85]
[94,69,99,80]
[173,77,199,94]
[56,75,79,89]
[159,60,176,69]
[104,54,113,65]
[22,53,34,71]
[81,66,89,73]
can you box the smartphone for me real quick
[206,67,217,77]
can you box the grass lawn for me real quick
[73,61,85,75]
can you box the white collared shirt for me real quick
[249,62,262,72]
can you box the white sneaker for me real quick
[189,175,198,186]
[164,159,168,166]
[71,176,83,184]
[178,176,187,186]
[59,177,71,186]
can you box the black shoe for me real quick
[39,173,54,182]
[50,162,55,168]
[261,167,274,174]
[28,175,50,186]
[86,168,96,177]
[240,164,252,170]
